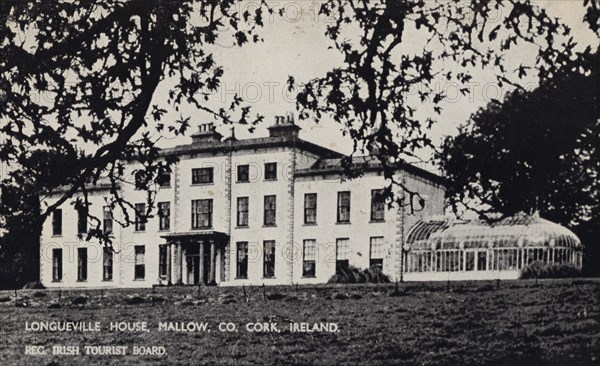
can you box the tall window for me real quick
[192,199,213,229]
[77,247,87,282]
[135,203,146,232]
[237,164,249,182]
[336,238,350,273]
[192,167,213,184]
[264,162,277,180]
[304,193,317,224]
[264,195,276,226]
[77,206,88,234]
[103,206,113,234]
[236,242,248,279]
[370,189,386,222]
[52,249,62,282]
[52,209,62,236]
[158,245,168,279]
[134,245,145,280]
[103,247,113,281]
[337,191,351,223]
[303,240,316,278]
[158,202,170,231]
[263,240,276,278]
[369,237,385,270]
[237,197,249,227]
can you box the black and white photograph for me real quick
[0,0,598,365]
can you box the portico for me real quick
[160,232,229,286]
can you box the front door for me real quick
[186,255,200,285]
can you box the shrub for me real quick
[327,266,391,284]
[520,261,582,279]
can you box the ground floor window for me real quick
[369,237,384,270]
[263,240,275,278]
[303,239,316,278]
[159,245,168,279]
[77,248,87,282]
[52,249,62,282]
[336,238,350,273]
[103,247,113,281]
[237,242,248,279]
[134,245,145,280]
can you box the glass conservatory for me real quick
[403,213,582,281]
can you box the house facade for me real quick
[39,116,446,288]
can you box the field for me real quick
[1,279,600,366]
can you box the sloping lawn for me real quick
[1,279,599,366]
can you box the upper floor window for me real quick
[103,206,113,235]
[158,202,171,231]
[337,191,351,223]
[264,162,277,180]
[304,193,317,224]
[371,189,386,222]
[158,172,171,187]
[369,236,385,270]
[192,167,214,184]
[263,195,276,226]
[52,209,62,236]
[192,199,213,229]
[237,164,249,183]
[134,203,146,232]
[77,205,88,234]
[134,170,147,190]
[237,197,249,227]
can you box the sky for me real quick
[148,0,598,168]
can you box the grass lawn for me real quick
[1,279,599,366]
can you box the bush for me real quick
[327,266,391,284]
[520,261,582,279]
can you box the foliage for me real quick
[520,261,582,279]
[328,265,391,284]
[292,0,599,212]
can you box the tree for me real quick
[292,0,599,212]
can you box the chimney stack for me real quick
[191,123,223,144]
[268,112,301,139]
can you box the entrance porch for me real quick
[160,231,228,286]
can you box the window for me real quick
[52,209,62,236]
[237,164,249,182]
[192,167,213,184]
[192,199,213,229]
[263,195,276,226]
[264,162,277,180]
[77,205,88,234]
[103,247,113,281]
[158,172,171,187]
[134,170,148,190]
[135,203,146,232]
[159,245,168,279]
[303,240,316,278]
[304,193,317,224]
[134,245,145,280]
[158,202,170,231]
[103,206,113,234]
[236,242,248,279]
[370,189,385,222]
[263,240,276,278]
[336,238,350,273]
[77,248,87,282]
[337,191,351,223]
[237,197,249,227]
[52,249,62,282]
[369,237,385,270]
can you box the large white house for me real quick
[39,116,446,288]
